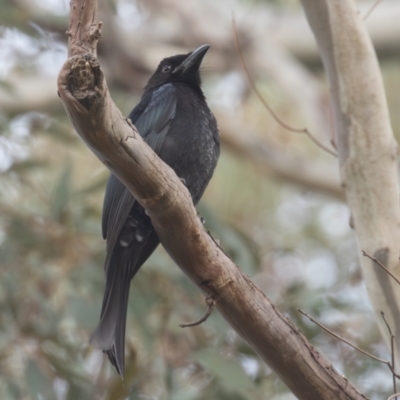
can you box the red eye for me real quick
[162,64,171,73]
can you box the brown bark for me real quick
[57,0,367,398]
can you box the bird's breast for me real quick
[159,93,219,203]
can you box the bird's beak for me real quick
[174,44,210,73]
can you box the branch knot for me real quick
[66,53,103,109]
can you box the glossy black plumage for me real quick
[90,45,220,376]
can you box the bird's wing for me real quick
[101,83,177,259]
[131,83,177,153]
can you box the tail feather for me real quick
[106,262,130,376]
[90,248,133,376]
[90,228,160,376]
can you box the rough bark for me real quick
[301,0,400,371]
[57,0,367,398]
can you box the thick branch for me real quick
[301,0,400,370]
[67,0,100,57]
[57,1,367,398]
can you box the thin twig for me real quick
[298,309,389,364]
[392,333,397,395]
[381,312,398,395]
[232,16,337,158]
[388,393,400,400]
[363,0,383,21]
[300,308,400,379]
[381,312,394,338]
[362,251,400,285]
[180,296,216,328]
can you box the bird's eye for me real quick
[162,64,172,73]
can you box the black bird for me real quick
[90,44,220,376]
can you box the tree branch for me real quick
[57,1,367,398]
[301,0,400,371]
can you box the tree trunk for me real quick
[301,0,400,372]
[57,0,367,398]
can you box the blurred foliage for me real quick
[0,0,399,399]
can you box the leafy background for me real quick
[0,0,399,399]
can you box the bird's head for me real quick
[144,44,210,94]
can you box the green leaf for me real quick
[66,296,99,328]
[25,359,57,400]
[41,341,90,392]
[51,160,72,221]
[197,203,259,275]
[11,159,49,173]
[170,388,200,400]
[0,79,14,93]
[194,349,258,400]
[5,381,22,400]
[72,174,108,196]
[66,384,91,400]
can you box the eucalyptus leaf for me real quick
[51,160,72,221]
[5,381,22,400]
[73,175,108,196]
[25,359,57,400]
[197,203,259,275]
[194,349,259,400]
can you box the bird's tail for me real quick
[90,227,160,376]
[90,249,132,376]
